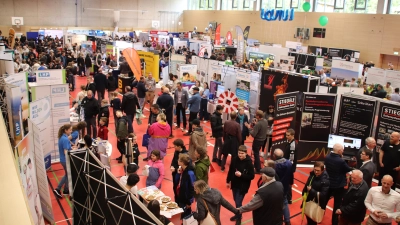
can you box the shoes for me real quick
[288,200,292,204]
[230,215,237,221]
[212,158,218,163]
[169,135,174,139]
[285,222,291,225]
[143,157,149,161]
[63,190,69,196]
[260,151,265,157]
[183,133,191,136]
[217,159,221,166]
[53,189,63,199]
[221,169,225,172]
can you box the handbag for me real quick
[304,192,325,223]
[183,214,198,225]
[142,132,150,147]
[199,199,218,225]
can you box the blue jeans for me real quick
[57,162,69,192]
[232,188,245,208]
[283,194,290,223]
[138,98,145,110]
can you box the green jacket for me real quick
[195,157,211,183]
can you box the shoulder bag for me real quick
[304,192,325,223]
[199,199,218,225]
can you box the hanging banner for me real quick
[279,55,295,71]
[272,92,299,151]
[122,48,142,80]
[9,28,16,49]
[214,24,221,45]
[15,135,45,225]
[366,67,386,85]
[337,94,376,146]
[235,26,245,62]
[35,69,66,86]
[29,120,54,223]
[138,51,160,81]
[177,64,197,82]
[226,31,233,46]
[235,70,251,107]
[243,26,250,41]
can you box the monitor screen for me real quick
[327,134,362,149]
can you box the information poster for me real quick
[235,71,251,107]
[35,69,66,86]
[178,64,197,82]
[198,58,208,83]
[138,51,160,81]
[15,135,45,225]
[367,68,386,85]
[207,60,222,83]
[279,55,295,71]
[169,54,186,76]
[272,92,299,151]
[299,93,336,141]
[337,95,376,146]
[385,70,400,90]
[5,85,24,146]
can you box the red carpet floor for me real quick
[46,75,387,225]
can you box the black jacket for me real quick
[227,155,255,194]
[301,171,330,210]
[156,93,174,114]
[85,56,92,67]
[98,105,110,126]
[253,181,284,225]
[121,92,140,115]
[136,81,148,98]
[284,139,298,173]
[210,111,223,138]
[107,76,117,92]
[85,82,96,95]
[81,96,100,118]
[174,165,196,206]
[77,56,85,67]
[110,98,121,111]
[340,180,369,223]
[325,152,352,188]
[94,73,108,92]
[171,147,189,188]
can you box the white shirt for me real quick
[364,186,400,223]
[119,176,138,196]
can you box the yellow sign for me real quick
[138,51,160,82]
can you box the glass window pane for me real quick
[390,0,400,13]
[276,0,283,7]
[294,0,314,11]
[334,0,345,8]
[355,0,366,9]
[291,0,299,8]
[366,0,377,13]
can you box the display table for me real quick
[138,186,183,218]
[70,115,79,126]
[78,139,113,157]
[118,76,132,94]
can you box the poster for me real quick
[259,70,318,112]
[299,93,336,141]
[385,70,400,89]
[249,71,261,119]
[138,51,160,81]
[5,85,24,146]
[197,58,208,83]
[279,55,295,71]
[331,60,362,81]
[271,92,299,151]
[169,54,186,76]
[337,95,376,146]
[15,135,45,225]
[297,141,330,164]
[29,121,54,223]
[207,60,222,83]
[35,69,66,86]
[367,68,386,85]
[5,72,29,137]
[178,64,197,82]
[235,70,251,107]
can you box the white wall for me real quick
[0,0,187,30]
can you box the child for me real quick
[128,133,140,165]
[171,139,188,201]
[145,150,164,189]
[120,163,139,197]
[98,99,110,127]
[70,121,87,146]
[125,174,140,197]
[97,117,109,140]
[110,91,121,129]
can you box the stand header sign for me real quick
[36,69,66,85]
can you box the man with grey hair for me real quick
[325,143,353,225]
[239,167,284,225]
[336,170,369,225]
[156,87,174,137]
[357,137,376,168]
[274,149,292,225]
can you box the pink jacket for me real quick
[148,160,165,188]
[148,122,171,138]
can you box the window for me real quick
[188,0,215,10]
[315,0,377,13]
[334,0,345,9]
[355,0,367,9]
[276,0,284,8]
[291,0,299,8]
[389,0,400,13]
[221,0,255,10]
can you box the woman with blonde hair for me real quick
[147,113,171,159]
[192,180,239,225]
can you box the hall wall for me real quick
[0,0,186,29]
[183,10,400,68]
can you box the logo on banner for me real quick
[261,8,294,21]
[264,75,275,90]
[277,97,296,111]
[15,121,21,136]
[38,72,50,77]
[382,106,400,122]
[52,87,66,94]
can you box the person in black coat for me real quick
[121,86,140,127]
[106,71,117,101]
[98,99,110,127]
[85,76,96,96]
[325,143,352,225]
[336,170,369,225]
[156,88,174,137]
[77,53,85,76]
[301,161,330,225]
[81,91,100,138]
[174,154,196,219]
[236,108,249,145]
[171,139,189,201]
[226,145,255,223]
[211,105,224,163]
[136,77,148,110]
[94,69,108,103]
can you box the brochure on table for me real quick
[15,134,45,225]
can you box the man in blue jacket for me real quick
[274,149,292,225]
[325,143,352,225]
[184,87,201,136]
